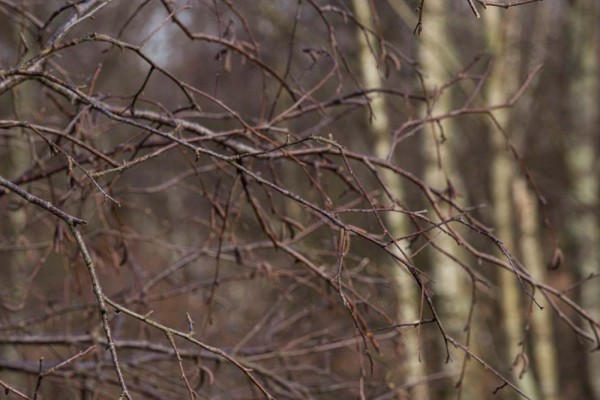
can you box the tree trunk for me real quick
[484,9,540,400]
[418,2,480,399]
[0,13,36,389]
[351,2,430,399]
[513,178,559,400]
[567,1,600,398]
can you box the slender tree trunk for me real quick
[351,2,430,399]
[484,9,540,400]
[1,90,32,308]
[0,14,36,388]
[418,3,481,399]
[513,178,559,400]
[502,4,561,399]
[567,1,600,398]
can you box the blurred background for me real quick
[0,1,598,399]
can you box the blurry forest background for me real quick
[0,0,599,399]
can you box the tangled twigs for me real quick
[0,1,595,398]
[0,175,131,399]
[0,177,273,398]
[104,297,275,400]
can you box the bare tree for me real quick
[0,1,594,399]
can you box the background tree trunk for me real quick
[352,1,430,398]
[418,3,479,399]
[513,178,559,400]
[567,1,600,398]
[0,13,35,388]
[484,9,541,399]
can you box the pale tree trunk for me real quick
[351,1,430,399]
[418,3,481,399]
[0,15,35,387]
[1,86,32,307]
[567,1,600,398]
[505,4,560,399]
[1,20,36,308]
[386,0,460,71]
[484,9,540,400]
[513,178,559,400]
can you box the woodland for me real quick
[0,1,598,399]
